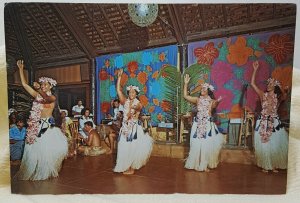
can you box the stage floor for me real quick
[10,155,286,194]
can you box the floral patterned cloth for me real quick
[259,92,278,143]
[195,96,212,139]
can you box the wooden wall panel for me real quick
[13,69,28,84]
[80,63,90,81]
[35,64,82,84]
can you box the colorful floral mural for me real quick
[96,45,178,125]
[188,28,295,132]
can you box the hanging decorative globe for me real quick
[128,4,158,27]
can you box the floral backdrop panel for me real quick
[187,28,295,133]
[96,45,178,125]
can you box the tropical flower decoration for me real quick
[267,78,281,88]
[38,77,57,87]
[201,83,215,91]
[101,102,110,113]
[227,36,253,66]
[263,34,294,64]
[128,61,138,77]
[126,85,140,93]
[194,42,219,66]
[99,69,108,80]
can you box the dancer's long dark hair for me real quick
[50,86,62,128]
[207,89,215,100]
[274,85,282,99]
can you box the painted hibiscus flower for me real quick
[128,61,138,77]
[264,34,294,64]
[194,42,219,66]
[227,36,253,66]
[99,69,108,80]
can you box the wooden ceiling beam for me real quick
[171,5,186,43]
[23,6,63,55]
[116,4,128,23]
[198,5,206,31]
[54,4,95,58]
[23,21,51,55]
[95,37,178,55]
[36,57,90,69]
[34,52,87,64]
[7,4,34,82]
[83,4,108,47]
[98,5,119,41]
[222,5,228,27]
[36,4,72,51]
[167,5,184,44]
[187,16,296,42]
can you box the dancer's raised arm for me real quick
[17,60,38,98]
[117,69,126,104]
[250,61,264,100]
[183,74,198,104]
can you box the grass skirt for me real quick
[16,122,68,180]
[185,120,225,171]
[114,123,153,172]
[254,118,288,170]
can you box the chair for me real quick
[69,121,80,151]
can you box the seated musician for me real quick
[77,121,106,156]
[105,111,123,154]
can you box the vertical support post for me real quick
[90,58,96,121]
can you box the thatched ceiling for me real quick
[4,3,296,69]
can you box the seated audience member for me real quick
[9,110,18,129]
[111,99,124,120]
[72,99,84,118]
[9,116,26,161]
[78,121,106,156]
[78,108,96,139]
[105,111,123,154]
[60,109,75,157]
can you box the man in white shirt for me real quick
[72,100,84,118]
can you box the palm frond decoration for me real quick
[158,65,180,123]
[158,64,211,123]
[181,63,211,114]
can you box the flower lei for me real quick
[26,92,51,144]
[202,83,214,91]
[126,85,140,93]
[120,98,140,137]
[196,96,212,138]
[259,92,278,143]
[38,77,57,87]
[267,78,281,88]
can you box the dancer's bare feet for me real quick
[272,169,279,173]
[205,168,210,172]
[262,169,269,173]
[106,149,113,154]
[123,168,134,175]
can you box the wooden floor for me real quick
[10,154,286,194]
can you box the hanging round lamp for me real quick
[128,4,158,27]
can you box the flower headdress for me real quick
[126,85,140,93]
[267,78,281,88]
[201,83,215,91]
[38,77,57,87]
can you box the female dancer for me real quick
[15,60,68,180]
[113,69,153,175]
[183,74,225,172]
[251,61,289,173]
